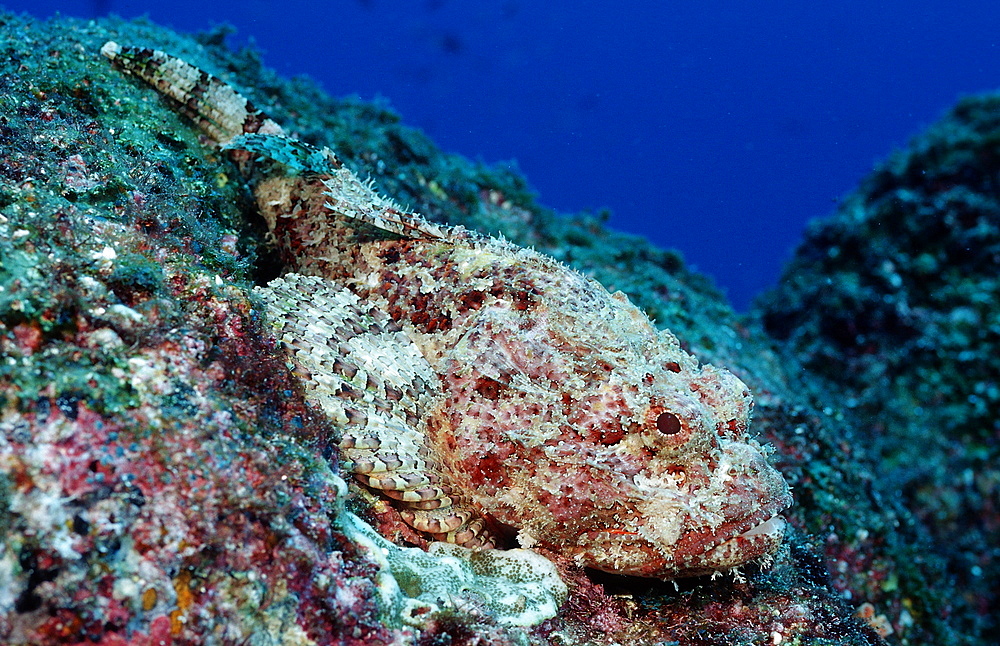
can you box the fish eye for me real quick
[656,411,682,435]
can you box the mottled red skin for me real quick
[307,233,792,577]
[102,31,788,593]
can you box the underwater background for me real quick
[7,0,1000,308]
[1,3,999,644]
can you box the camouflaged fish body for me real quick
[103,42,792,577]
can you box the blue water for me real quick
[9,1,1000,309]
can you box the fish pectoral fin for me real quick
[399,506,499,549]
[255,273,440,423]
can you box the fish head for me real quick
[445,284,792,578]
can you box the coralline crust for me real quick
[103,41,792,578]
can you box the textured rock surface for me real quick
[0,10,985,646]
[756,92,1000,640]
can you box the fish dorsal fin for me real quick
[227,133,469,243]
[321,171,467,242]
[224,133,339,175]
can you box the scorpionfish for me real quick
[102,41,792,578]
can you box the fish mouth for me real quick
[702,513,787,560]
[734,514,786,540]
[720,502,789,545]
[572,493,791,579]
[674,493,793,575]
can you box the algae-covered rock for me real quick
[0,9,983,646]
[341,510,567,629]
[757,91,1000,640]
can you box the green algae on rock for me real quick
[756,91,1000,641]
[340,507,568,628]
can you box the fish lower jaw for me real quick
[696,513,788,571]
[738,514,785,539]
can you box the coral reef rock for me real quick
[756,90,1000,642]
